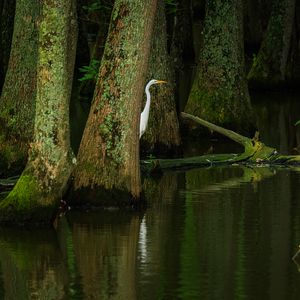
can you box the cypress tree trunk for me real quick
[247,0,296,87]
[184,0,254,133]
[0,0,15,91]
[141,0,181,155]
[0,0,77,225]
[0,0,39,172]
[73,0,158,205]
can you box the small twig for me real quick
[292,245,300,272]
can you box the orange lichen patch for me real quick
[39,66,51,82]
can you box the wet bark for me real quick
[0,0,39,173]
[141,0,181,155]
[72,0,158,205]
[247,0,296,88]
[0,0,77,225]
[184,0,255,134]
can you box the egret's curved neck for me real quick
[143,81,152,113]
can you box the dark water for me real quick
[1,167,300,299]
[1,92,300,299]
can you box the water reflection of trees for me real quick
[1,168,300,299]
[140,167,300,299]
[140,172,184,299]
[253,92,300,154]
[0,228,67,299]
[65,211,141,300]
[0,210,142,299]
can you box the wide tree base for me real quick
[0,137,27,176]
[2,113,299,223]
[0,174,57,226]
[69,186,145,209]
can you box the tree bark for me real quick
[184,0,255,134]
[247,0,296,87]
[141,0,181,155]
[0,0,77,225]
[0,0,39,173]
[0,0,15,91]
[72,0,158,205]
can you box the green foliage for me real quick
[83,0,112,13]
[78,59,100,82]
[0,175,39,210]
[251,53,258,68]
[0,174,58,224]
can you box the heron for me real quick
[140,79,167,138]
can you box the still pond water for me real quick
[1,92,300,299]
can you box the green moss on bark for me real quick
[73,0,158,201]
[185,0,254,133]
[0,0,77,226]
[0,0,39,169]
[0,134,27,174]
[0,175,56,224]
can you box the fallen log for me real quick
[141,113,300,173]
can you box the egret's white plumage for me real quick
[139,79,167,138]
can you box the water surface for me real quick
[1,92,300,299]
[1,166,300,299]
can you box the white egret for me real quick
[140,79,167,138]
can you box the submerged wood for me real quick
[0,176,19,187]
[141,112,300,173]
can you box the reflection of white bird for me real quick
[139,79,167,139]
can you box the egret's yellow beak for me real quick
[156,80,167,84]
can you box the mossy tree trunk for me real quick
[0,0,77,225]
[0,0,39,173]
[141,0,181,155]
[72,0,158,205]
[184,0,254,134]
[0,0,15,91]
[247,0,296,87]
